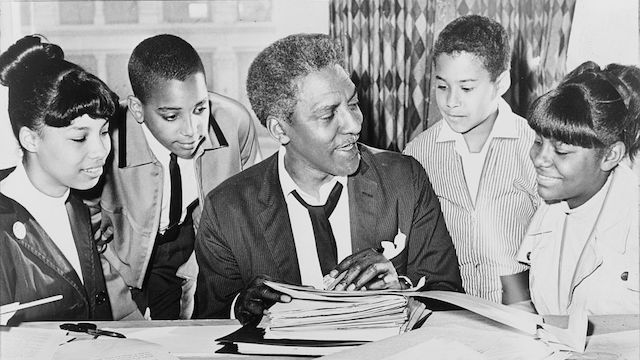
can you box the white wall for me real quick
[0,0,329,167]
[0,2,21,169]
[566,0,639,70]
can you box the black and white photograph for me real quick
[0,1,638,359]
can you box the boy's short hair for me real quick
[433,15,510,80]
[128,34,205,103]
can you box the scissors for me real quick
[60,322,126,339]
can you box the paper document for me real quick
[582,330,639,359]
[262,281,407,342]
[381,338,486,360]
[537,306,588,353]
[54,338,179,360]
[0,327,67,360]
[255,281,593,355]
[320,313,554,360]
[235,342,352,356]
[120,325,240,357]
[266,281,544,335]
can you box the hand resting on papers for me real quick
[234,275,292,325]
[325,247,402,291]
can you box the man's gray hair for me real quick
[247,33,345,126]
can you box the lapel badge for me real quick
[13,221,26,240]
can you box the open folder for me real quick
[264,281,544,334]
[216,323,366,356]
[217,281,588,356]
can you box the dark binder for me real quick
[215,324,365,356]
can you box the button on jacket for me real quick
[0,192,112,325]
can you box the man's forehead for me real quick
[295,65,355,102]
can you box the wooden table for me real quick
[21,311,639,359]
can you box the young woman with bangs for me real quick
[517,61,640,315]
[0,35,140,324]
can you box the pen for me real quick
[1,295,63,314]
[86,328,127,339]
[60,323,126,339]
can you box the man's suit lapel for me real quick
[256,155,302,284]
[348,148,381,253]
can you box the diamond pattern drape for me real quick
[330,0,436,151]
[330,0,576,150]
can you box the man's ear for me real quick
[266,116,291,145]
[600,141,626,171]
[128,96,144,124]
[18,126,40,153]
[495,70,511,97]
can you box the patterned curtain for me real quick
[330,0,576,150]
[454,0,577,120]
[330,0,437,151]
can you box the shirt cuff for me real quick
[398,275,413,290]
[229,293,241,319]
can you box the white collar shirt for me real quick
[437,98,518,204]
[277,146,351,289]
[141,124,199,232]
[1,162,83,283]
[555,175,611,311]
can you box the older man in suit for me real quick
[194,33,463,323]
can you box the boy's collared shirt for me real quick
[404,98,538,303]
[277,146,351,289]
[141,124,199,233]
[437,99,518,204]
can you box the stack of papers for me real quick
[262,293,407,341]
[260,281,407,342]
[215,281,409,356]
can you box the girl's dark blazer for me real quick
[0,172,112,325]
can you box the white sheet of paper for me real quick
[381,338,486,360]
[538,306,588,353]
[266,281,543,335]
[584,330,639,359]
[54,338,178,360]
[116,325,241,357]
[0,327,67,360]
[321,315,554,360]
